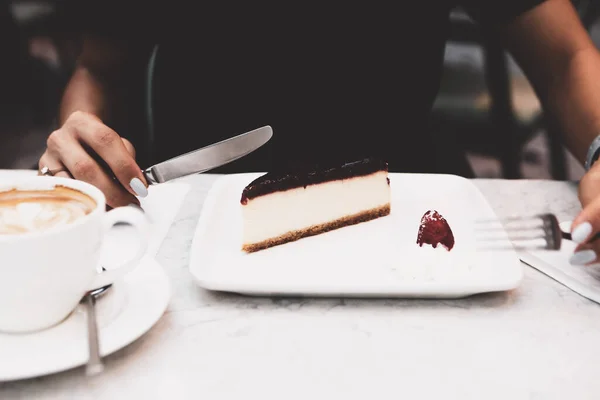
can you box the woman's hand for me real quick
[38,111,148,208]
[570,164,600,265]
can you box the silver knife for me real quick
[142,125,272,184]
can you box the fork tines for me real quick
[475,213,562,251]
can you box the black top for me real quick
[61,1,546,176]
[240,157,388,203]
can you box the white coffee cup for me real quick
[0,177,148,333]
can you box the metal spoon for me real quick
[83,283,112,376]
[83,218,143,376]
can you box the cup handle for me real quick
[87,207,149,290]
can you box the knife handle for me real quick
[142,168,159,185]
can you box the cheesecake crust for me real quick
[242,204,391,253]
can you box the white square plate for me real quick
[189,173,523,298]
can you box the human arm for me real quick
[39,35,153,207]
[476,0,600,262]
[494,0,600,165]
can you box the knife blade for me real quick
[142,125,273,184]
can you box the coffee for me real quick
[0,185,97,235]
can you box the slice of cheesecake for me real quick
[240,157,391,253]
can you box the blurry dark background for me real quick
[0,1,599,179]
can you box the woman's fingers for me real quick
[65,147,139,207]
[570,241,600,265]
[65,112,148,198]
[38,152,69,178]
[42,111,147,207]
[572,167,600,245]
[46,131,139,207]
[570,218,594,245]
[570,200,599,265]
[53,170,72,178]
[570,178,600,264]
[122,137,136,158]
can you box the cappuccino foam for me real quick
[0,186,97,235]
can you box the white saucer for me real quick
[0,255,171,382]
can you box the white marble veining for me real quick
[3,175,600,400]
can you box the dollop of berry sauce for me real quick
[416,210,455,251]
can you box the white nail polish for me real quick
[129,178,148,198]
[570,250,596,265]
[571,222,592,244]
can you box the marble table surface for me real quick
[3,174,600,400]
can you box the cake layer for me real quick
[241,157,388,203]
[243,204,390,253]
[242,170,390,246]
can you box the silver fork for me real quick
[475,213,599,251]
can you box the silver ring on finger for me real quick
[39,165,68,177]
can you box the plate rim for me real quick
[189,172,523,298]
